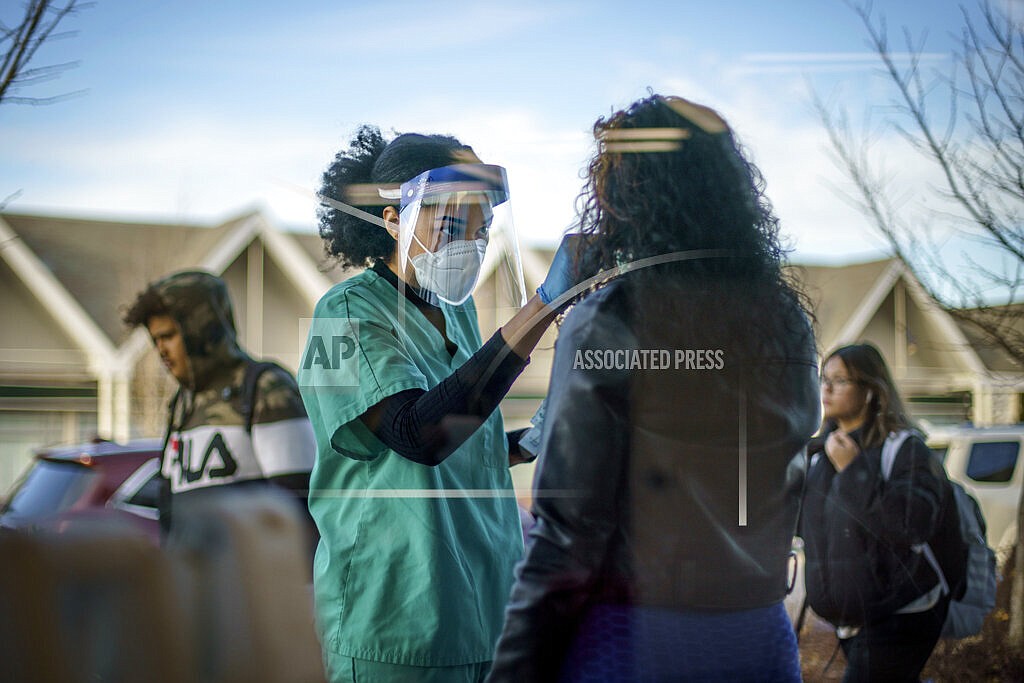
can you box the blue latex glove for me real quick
[537,234,585,305]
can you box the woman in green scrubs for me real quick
[299,126,578,682]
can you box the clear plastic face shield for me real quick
[379,164,526,307]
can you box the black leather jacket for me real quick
[487,274,820,682]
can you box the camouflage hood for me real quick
[149,271,248,391]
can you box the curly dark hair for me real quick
[317,125,473,269]
[572,93,816,376]
[575,93,785,282]
[122,286,169,329]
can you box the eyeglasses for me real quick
[820,376,858,391]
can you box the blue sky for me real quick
[0,0,1008,263]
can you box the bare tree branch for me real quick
[821,1,1024,328]
[0,0,88,107]
[853,1,1024,265]
[0,190,23,211]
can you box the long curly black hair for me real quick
[575,94,785,282]
[318,125,473,269]
[573,93,815,374]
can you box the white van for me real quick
[925,424,1023,562]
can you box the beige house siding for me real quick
[861,289,898,362]
[260,258,316,371]
[974,387,1021,426]
[0,257,92,382]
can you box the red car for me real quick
[0,438,163,543]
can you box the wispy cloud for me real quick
[210,1,579,59]
[743,52,947,63]
[2,102,592,243]
[729,51,948,76]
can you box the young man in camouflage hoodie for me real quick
[123,271,316,544]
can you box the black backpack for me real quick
[882,430,997,638]
[162,361,283,447]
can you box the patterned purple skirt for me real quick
[560,601,800,682]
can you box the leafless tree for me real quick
[0,0,88,107]
[814,1,1024,367]
[1,0,88,212]
[815,0,1024,656]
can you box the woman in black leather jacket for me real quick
[486,94,821,682]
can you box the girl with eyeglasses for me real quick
[801,343,958,681]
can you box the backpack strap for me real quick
[158,389,182,539]
[919,543,949,596]
[880,429,950,596]
[161,389,182,457]
[880,429,916,480]
[240,361,283,433]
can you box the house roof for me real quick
[953,303,1024,373]
[789,258,898,350]
[0,211,358,360]
[290,231,350,283]
[3,211,248,345]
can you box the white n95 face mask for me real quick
[409,237,488,306]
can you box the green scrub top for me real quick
[298,268,523,668]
